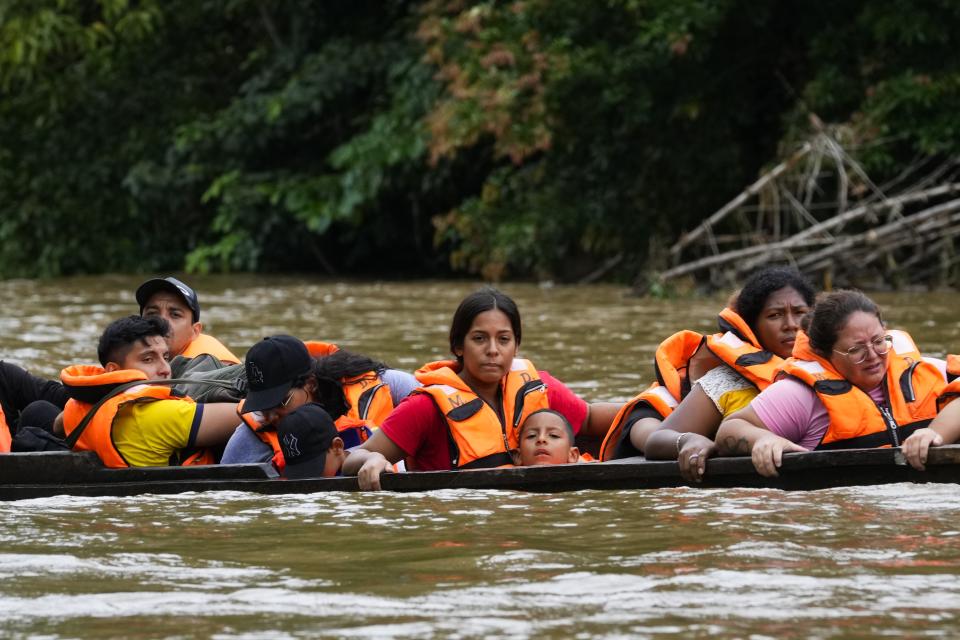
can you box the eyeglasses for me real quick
[279,387,301,409]
[264,387,300,414]
[833,335,893,364]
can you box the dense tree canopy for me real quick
[1,0,958,281]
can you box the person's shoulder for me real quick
[186,334,240,363]
[387,392,436,418]
[382,368,419,398]
[538,370,564,386]
[698,363,751,394]
[380,392,442,443]
[757,376,817,406]
[129,396,197,424]
[767,376,814,393]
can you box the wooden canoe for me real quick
[1,446,959,500]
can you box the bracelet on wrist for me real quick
[676,432,691,455]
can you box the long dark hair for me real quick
[289,351,386,421]
[312,350,386,380]
[448,287,522,364]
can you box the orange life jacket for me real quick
[181,333,240,364]
[237,401,375,472]
[414,358,550,469]
[781,330,944,450]
[939,355,960,409]
[60,365,212,468]
[704,307,784,390]
[239,338,394,470]
[946,353,960,380]
[0,405,10,453]
[304,339,394,431]
[598,330,704,461]
[236,402,286,471]
[305,341,339,358]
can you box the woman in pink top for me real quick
[716,290,940,477]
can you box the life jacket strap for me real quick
[458,452,515,470]
[65,377,239,449]
[815,421,930,451]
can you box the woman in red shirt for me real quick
[342,287,618,489]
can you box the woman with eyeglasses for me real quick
[715,290,946,477]
[615,266,815,483]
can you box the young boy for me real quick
[516,408,585,466]
[276,403,348,478]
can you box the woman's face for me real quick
[753,286,811,359]
[828,311,889,391]
[455,309,518,391]
[263,379,314,425]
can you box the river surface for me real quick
[0,275,958,638]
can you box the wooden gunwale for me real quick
[1,446,959,501]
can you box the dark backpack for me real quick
[11,426,70,452]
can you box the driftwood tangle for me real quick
[652,129,960,291]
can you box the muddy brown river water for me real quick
[0,275,957,638]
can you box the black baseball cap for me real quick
[135,277,201,322]
[277,403,339,479]
[242,335,312,413]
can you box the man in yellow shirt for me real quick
[58,315,242,467]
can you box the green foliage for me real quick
[1,0,960,280]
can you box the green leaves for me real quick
[2,0,960,281]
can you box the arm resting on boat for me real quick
[341,429,407,491]
[581,402,622,438]
[645,386,722,482]
[716,406,808,478]
[193,402,242,447]
[645,385,720,459]
[626,416,664,454]
[902,399,960,470]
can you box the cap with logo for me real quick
[242,335,312,413]
[277,403,339,479]
[135,277,201,322]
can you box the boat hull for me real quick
[1,447,959,500]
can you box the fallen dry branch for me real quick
[649,127,960,291]
[668,142,813,258]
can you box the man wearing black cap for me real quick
[136,277,239,364]
[223,335,340,466]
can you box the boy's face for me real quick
[518,413,579,466]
